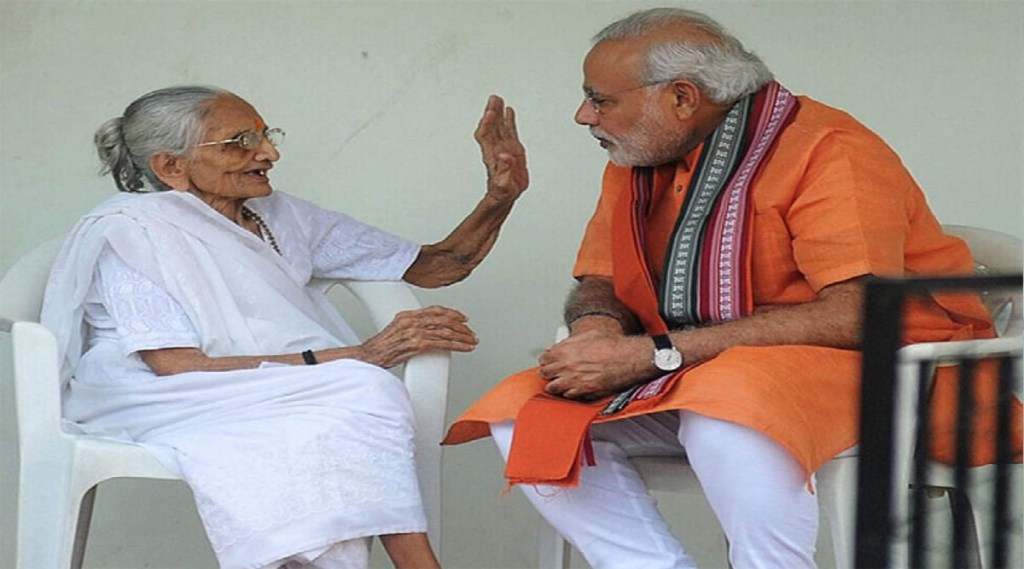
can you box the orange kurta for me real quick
[444,96,1022,481]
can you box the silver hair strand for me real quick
[593,8,773,104]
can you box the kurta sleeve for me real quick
[309,210,420,281]
[88,246,200,357]
[572,163,632,278]
[784,128,922,292]
[256,192,421,282]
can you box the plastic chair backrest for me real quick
[942,224,1023,337]
[0,239,66,450]
[0,238,63,323]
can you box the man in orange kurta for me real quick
[444,8,1021,569]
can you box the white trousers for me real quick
[491,411,819,569]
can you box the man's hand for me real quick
[538,331,656,400]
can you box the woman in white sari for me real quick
[40,85,527,569]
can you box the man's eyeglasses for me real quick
[583,79,675,114]
[196,127,285,151]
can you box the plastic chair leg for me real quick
[17,459,80,569]
[816,456,858,569]
[944,488,983,568]
[537,519,570,569]
[958,478,1023,569]
[70,486,98,569]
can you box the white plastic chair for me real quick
[889,225,1023,568]
[0,237,450,569]
[537,224,1022,569]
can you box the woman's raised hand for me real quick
[474,95,528,204]
[401,95,528,289]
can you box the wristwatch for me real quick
[651,334,683,372]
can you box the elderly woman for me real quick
[40,85,527,569]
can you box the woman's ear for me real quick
[149,153,190,191]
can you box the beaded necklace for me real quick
[241,206,281,255]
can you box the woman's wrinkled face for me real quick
[183,96,280,206]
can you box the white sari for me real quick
[41,190,425,569]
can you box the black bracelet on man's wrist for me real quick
[567,310,623,326]
[302,350,318,365]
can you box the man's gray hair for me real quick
[593,8,773,104]
[95,85,231,192]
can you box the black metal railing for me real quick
[856,274,1022,568]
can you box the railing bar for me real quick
[909,360,933,569]
[899,336,1024,362]
[991,355,1017,569]
[874,274,1023,293]
[856,280,904,569]
[952,359,977,569]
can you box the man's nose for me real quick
[574,100,598,126]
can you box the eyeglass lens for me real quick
[239,128,285,150]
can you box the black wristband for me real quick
[301,350,318,365]
[567,310,623,326]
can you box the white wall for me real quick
[1,1,1021,568]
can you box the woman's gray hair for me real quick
[94,85,232,192]
[593,8,773,105]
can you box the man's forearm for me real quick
[669,278,865,366]
[564,276,641,334]
[540,277,865,399]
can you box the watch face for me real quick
[654,348,683,371]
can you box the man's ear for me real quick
[149,153,190,191]
[668,80,702,121]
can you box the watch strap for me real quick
[652,334,673,351]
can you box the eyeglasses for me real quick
[583,79,675,114]
[196,127,285,151]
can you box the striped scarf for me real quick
[616,81,798,334]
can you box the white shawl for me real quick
[42,190,418,387]
[39,190,426,568]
